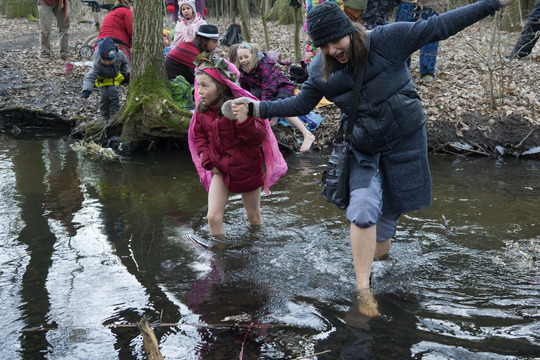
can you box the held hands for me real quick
[499,0,517,8]
[234,101,249,123]
[221,97,261,120]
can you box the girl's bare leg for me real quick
[207,174,230,235]
[241,187,263,225]
[350,223,380,317]
[283,116,315,153]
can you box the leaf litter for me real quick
[0,14,539,157]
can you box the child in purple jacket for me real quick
[235,43,315,153]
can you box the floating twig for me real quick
[239,322,253,360]
[19,322,303,333]
[291,350,332,359]
[442,215,452,232]
[137,317,164,360]
[71,140,120,160]
[516,128,536,148]
[446,142,490,156]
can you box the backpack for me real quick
[221,24,242,47]
[170,75,195,110]
[288,65,309,84]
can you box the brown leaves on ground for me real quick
[1,14,539,156]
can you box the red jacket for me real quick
[166,41,200,68]
[97,5,133,48]
[193,107,267,193]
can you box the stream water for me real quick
[0,135,538,360]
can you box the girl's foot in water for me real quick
[300,132,315,153]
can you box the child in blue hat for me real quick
[81,37,130,120]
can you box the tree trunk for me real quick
[131,0,166,80]
[293,7,302,62]
[94,0,192,153]
[228,0,236,24]
[238,0,251,42]
[264,0,272,14]
[260,0,270,50]
[499,1,522,32]
[267,0,294,24]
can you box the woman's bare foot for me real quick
[357,289,380,317]
[300,132,315,153]
[344,306,371,330]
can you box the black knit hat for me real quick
[307,2,356,48]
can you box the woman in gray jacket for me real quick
[226,0,516,317]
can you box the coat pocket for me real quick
[385,149,427,193]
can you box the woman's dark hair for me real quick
[322,23,368,82]
[194,35,215,53]
[195,70,235,114]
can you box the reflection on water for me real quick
[0,136,538,359]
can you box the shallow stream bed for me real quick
[0,135,538,359]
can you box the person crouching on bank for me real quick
[81,37,129,120]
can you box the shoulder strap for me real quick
[342,32,371,143]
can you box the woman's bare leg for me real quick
[241,187,263,225]
[350,223,376,289]
[374,239,391,259]
[207,174,230,235]
[283,116,315,153]
[350,223,380,317]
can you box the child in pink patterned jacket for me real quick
[235,42,316,153]
[167,0,206,21]
[172,0,206,45]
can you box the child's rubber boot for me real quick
[62,62,74,75]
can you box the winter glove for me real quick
[81,90,92,99]
[499,0,517,8]
[221,97,260,120]
[166,4,175,13]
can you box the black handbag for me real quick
[321,35,370,209]
[321,140,352,209]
